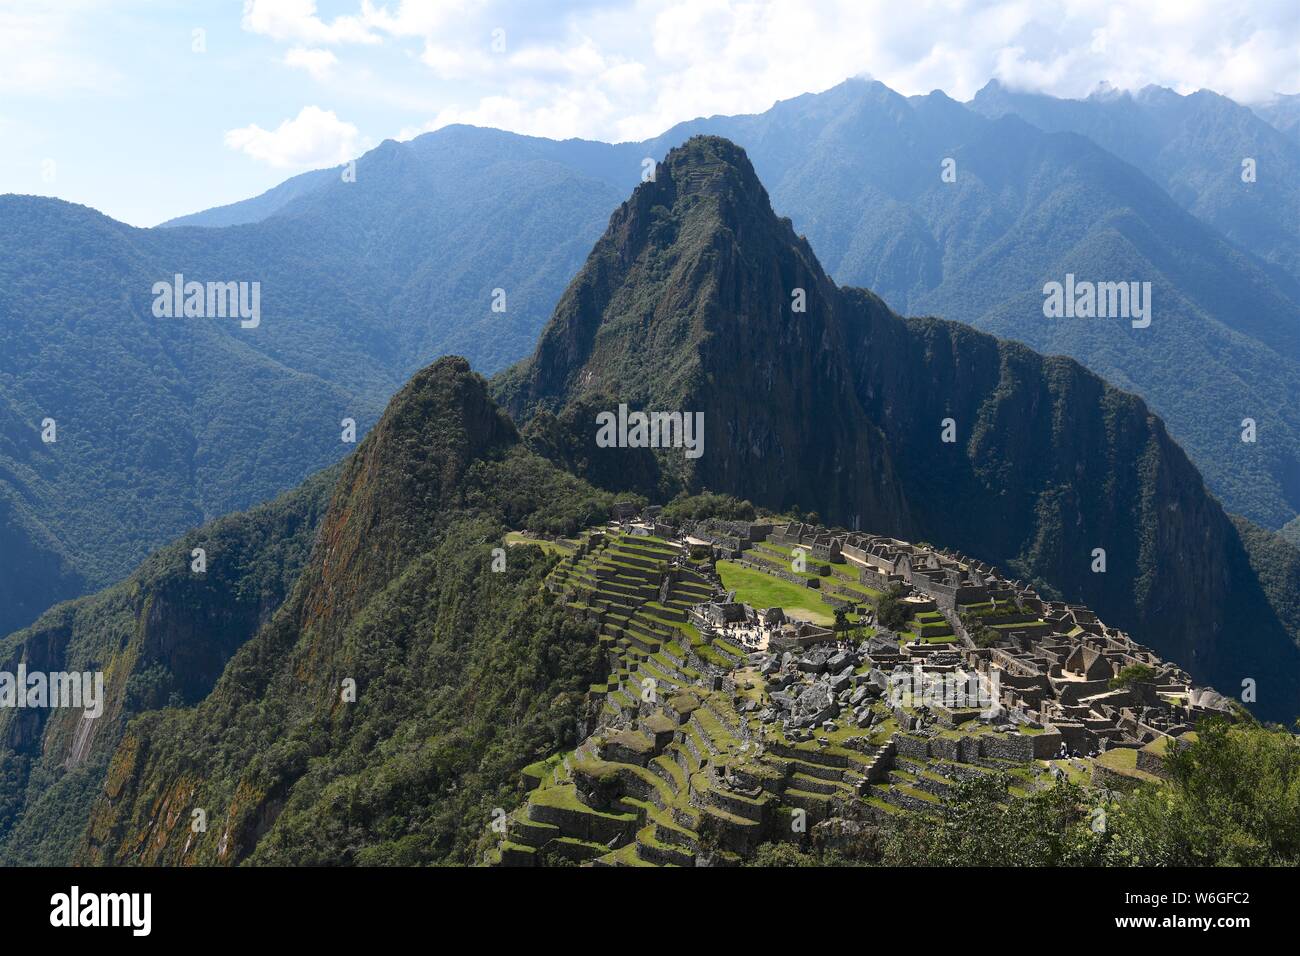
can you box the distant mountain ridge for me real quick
[1252,93,1300,146]
[0,129,624,634]
[969,79,1300,283]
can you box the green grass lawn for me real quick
[716,561,835,625]
[505,531,574,556]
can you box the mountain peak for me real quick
[306,355,517,630]
[647,135,772,217]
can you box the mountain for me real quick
[73,357,615,865]
[8,78,1300,641]
[969,80,1300,284]
[158,166,342,229]
[1253,93,1300,146]
[637,80,1300,530]
[0,463,337,865]
[156,80,1300,530]
[7,140,1300,866]
[0,128,624,635]
[499,135,1300,722]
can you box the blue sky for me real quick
[3,0,1297,227]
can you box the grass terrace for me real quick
[716,560,835,625]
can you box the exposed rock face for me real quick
[497,135,1300,719]
[498,136,910,527]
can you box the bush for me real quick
[1110,663,1158,689]
[661,491,755,523]
[874,584,910,631]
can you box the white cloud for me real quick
[359,0,481,38]
[224,105,364,167]
[284,46,339,80]
[0,0,120,94]
[393,0,1300,145]
[241,0,379,45]
[418,40,495,81]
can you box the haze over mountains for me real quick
[969,80,1300,283]
[4,137,1300,866]
[2,75,1298,641]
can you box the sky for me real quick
[2,0,1298,227]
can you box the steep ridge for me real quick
[76,357,615,865]
[499,135,1300,721]
[0,464,337,865]
[497,136,908,527]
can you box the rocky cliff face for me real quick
[0,466,334,864]
[497,136,910,527]
[498,135,1300,720]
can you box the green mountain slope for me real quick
[74,357,615,865]
[0,129,623,635]
[0,464,337,865]
[970,80,1300,283]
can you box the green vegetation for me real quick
[661,491,755,523]
[1103,719,1300,865]
[1110,664,1159,689]
[0,464,340,865]
[877,720,1300,868]
[874,584,910,631]
[715,561,835,625]
[56,359,619,866]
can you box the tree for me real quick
[1104,718,1300,866]
[882,774,1105,867]
[1110,663,1158,689]
[874,585,910,631]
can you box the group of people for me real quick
[1054,742,1101,761]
